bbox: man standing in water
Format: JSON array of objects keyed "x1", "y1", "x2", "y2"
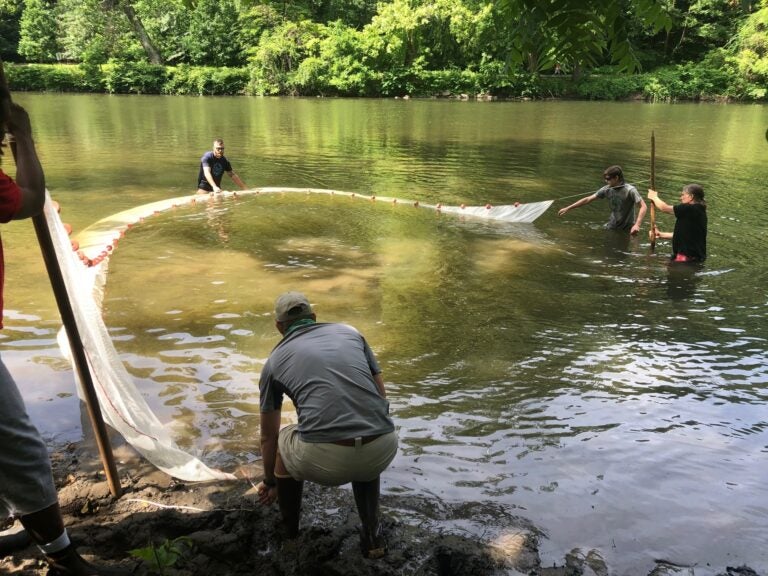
[
  {"x1": 0, "y1": 69, "x2": 126, "y2": 575},
  {"x1": 196, "y1": 138, "x2": 248, "y2": 194},
  {"x1": 256, "y1": 292, "x2": 398, "y2": 558},
  {"x1": 558, "y1": 165, "x2": 647, "y2": 235}
]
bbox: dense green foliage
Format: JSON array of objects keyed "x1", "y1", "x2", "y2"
[{"x1": 2, "y1": 0, "x2": 766, "y2": 101}]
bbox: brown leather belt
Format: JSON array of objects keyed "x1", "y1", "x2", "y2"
[{"x1": 332, "y1": 434, "x2": 383, "y2": 447}]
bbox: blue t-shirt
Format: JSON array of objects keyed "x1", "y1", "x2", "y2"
[{"x1": 197, "y1": 151, "x2": 232, "y2": 191}]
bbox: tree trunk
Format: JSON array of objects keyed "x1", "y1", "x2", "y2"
[
  {"x1": 570, "y1": 62, "x2": 581, "y2": 81},
  {"x1": 121, "y1": 2, "x2": 163, "y2": 64}
]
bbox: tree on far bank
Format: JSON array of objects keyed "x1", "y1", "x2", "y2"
[
  {"x1": 18, "y1": 0, "x2": 60, "y2": 63},
  {"x1": 728, "y1": 0, "x2": 768, "y2": 97},
  {"x1": 183, "y1": 0, "x2": 245, "y2": 66},
  {"x1": 103, "y1": 0, "x2": 164, "y2": 63},
  {"x1": 0, "y1": 0, "x2": 22, "y2": 62},
  {"x1": 494, "y1": 0, "x2": 673, "y2": 75}
]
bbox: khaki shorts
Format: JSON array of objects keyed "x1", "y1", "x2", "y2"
[{"x1": 278, "y1": 424, "x2": 398, "y2": 486}]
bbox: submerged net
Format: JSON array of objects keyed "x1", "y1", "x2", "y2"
[{"x1": 49, "y1": 187, "x2": 551, "y2": 482}]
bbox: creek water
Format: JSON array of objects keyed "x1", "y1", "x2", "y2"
[{"x1": 2, "y1": 94, "x2": 767, "y2": 575}]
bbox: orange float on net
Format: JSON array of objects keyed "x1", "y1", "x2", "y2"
[
  {"x1": 63, "y1": 223, "x2": 73, "y2": 235},
  {"x1": 514, "y1": 201, "x2": 521, "y2": 207},
  {"x1": 436, "y1": 203, "x2": 442, "y2": 210},
  {"x1": 485, "y1": 204, "x2": 492, "y2": 209},
  {"x1": 70, "y1": 240, "x2": 79, "y2": 251},
  {"x1": 460, "y1": 204, "x2": 466, "y2": 209}
]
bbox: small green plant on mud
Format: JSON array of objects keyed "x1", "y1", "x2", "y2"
[{"x1": 129, "y1": 536, "x2": 193, "y2": 575}]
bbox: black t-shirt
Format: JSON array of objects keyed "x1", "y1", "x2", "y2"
[{"x1": 672, "y1": 203, "x2": 707, "y2": 261}]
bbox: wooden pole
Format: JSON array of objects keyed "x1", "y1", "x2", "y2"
[
  {"x1": 1, "y1": 58, "x2": 122, "y2": 497},
  {"x1": 32, "y1": 214, "x2": 122, "y2": 497},
  {"x1": 649, "y1": 131, "x2": 657, "y2": 251}
]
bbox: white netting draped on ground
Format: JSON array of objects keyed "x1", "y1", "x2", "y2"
[{"x1": 45, "y1": 194, "x2": 236, "y2": 482}]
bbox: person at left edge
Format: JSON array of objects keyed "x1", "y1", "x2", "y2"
[
  {"x1": 0, "y1": 99, "x2": 128, "y2": 574},
  {"x1": 196, "y1": 138, "x2": 248, "y2": 194}
]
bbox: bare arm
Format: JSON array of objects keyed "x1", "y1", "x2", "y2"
[
  {"x1": 259, "y1": 410, "x2": 281, "y2": 485},
  {"x1": 647, "y1": 189, "x2": 674, "y2": 215},
  {"x1": 202, "y1": 165, "x2": 220, "y2": 193},
  {"x1": 6, "y1": 103, "x2": 45, "y2": 220},
  {"x1": 228, "y1": 170, "x2": 247, "y2": 190},
  {"x1": 630, "y1": 197, "x2": 647, "y2": 236},
  {"x1": 558, "y1": 194, "x2": 597, "y2": 217},
  {"x1": 374, "y1": 372, "x2": 386, "y2": 399},
  {"x1": 653, "y1": 225, "x2": 673, "y2": 240}
]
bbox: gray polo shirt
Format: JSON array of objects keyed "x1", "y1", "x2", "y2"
[{"x1": 259, "y1": 322, "x2": 394, "y2": 443}]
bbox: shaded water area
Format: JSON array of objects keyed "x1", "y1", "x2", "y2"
[{"x1": 2, "y1": 95, "x2": 767, "y2": 574}]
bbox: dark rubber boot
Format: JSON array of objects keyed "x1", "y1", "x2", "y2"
[
  {"x1": 352, "y1": 477, "x2": 385, "y2": 558},
  {"x1": 276, "y1": 477, "x2": 304, "y2": 539},
  {"x1": 45, "y1": 545, "x2": 130, "y2": 575}
]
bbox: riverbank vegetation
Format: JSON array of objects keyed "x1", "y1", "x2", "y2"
[{"x1": 1, "y1": 0, "x2": 766, "y2": 101}]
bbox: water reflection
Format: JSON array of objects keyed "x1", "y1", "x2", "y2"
[
  {"x1": 664, "y1": 261, "x2": 702, "y2": 301},
  {"x1": 3, "y1": 96, "x2": 768, "y2": 574}
]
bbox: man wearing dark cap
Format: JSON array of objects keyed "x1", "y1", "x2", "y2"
[{"x1": 256, "y1": 292, "x2": 398, "y2": 558}]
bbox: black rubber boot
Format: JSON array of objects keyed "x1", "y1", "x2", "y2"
[
  {"x1": 45, "y1": 545, "x2": 130, "y2": 575},
  {"x1": 0, "y1": 528, "x2": 31, "y2": 557},
  {"x1": 352, "y1": 477, "x2": 385, "y2": 559},
  {"x1": 276, "y1": 477, "x2": 304, "y2": 539}
]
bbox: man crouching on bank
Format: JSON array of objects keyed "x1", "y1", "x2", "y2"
[{"x1": 256, "y1": 292, "x2": 398, "y2": 558}]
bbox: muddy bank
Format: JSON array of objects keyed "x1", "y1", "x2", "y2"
[{"x1": 0, "y1": 444, "x2": 760, "y2": 576}]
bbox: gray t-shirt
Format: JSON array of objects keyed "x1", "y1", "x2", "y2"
[
  {"x1": 259, "y1": 322, "x2": 394, "y2": 442},
  {"x1": 595, "y1": 183, "x2": 642, "y2": 230}
]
